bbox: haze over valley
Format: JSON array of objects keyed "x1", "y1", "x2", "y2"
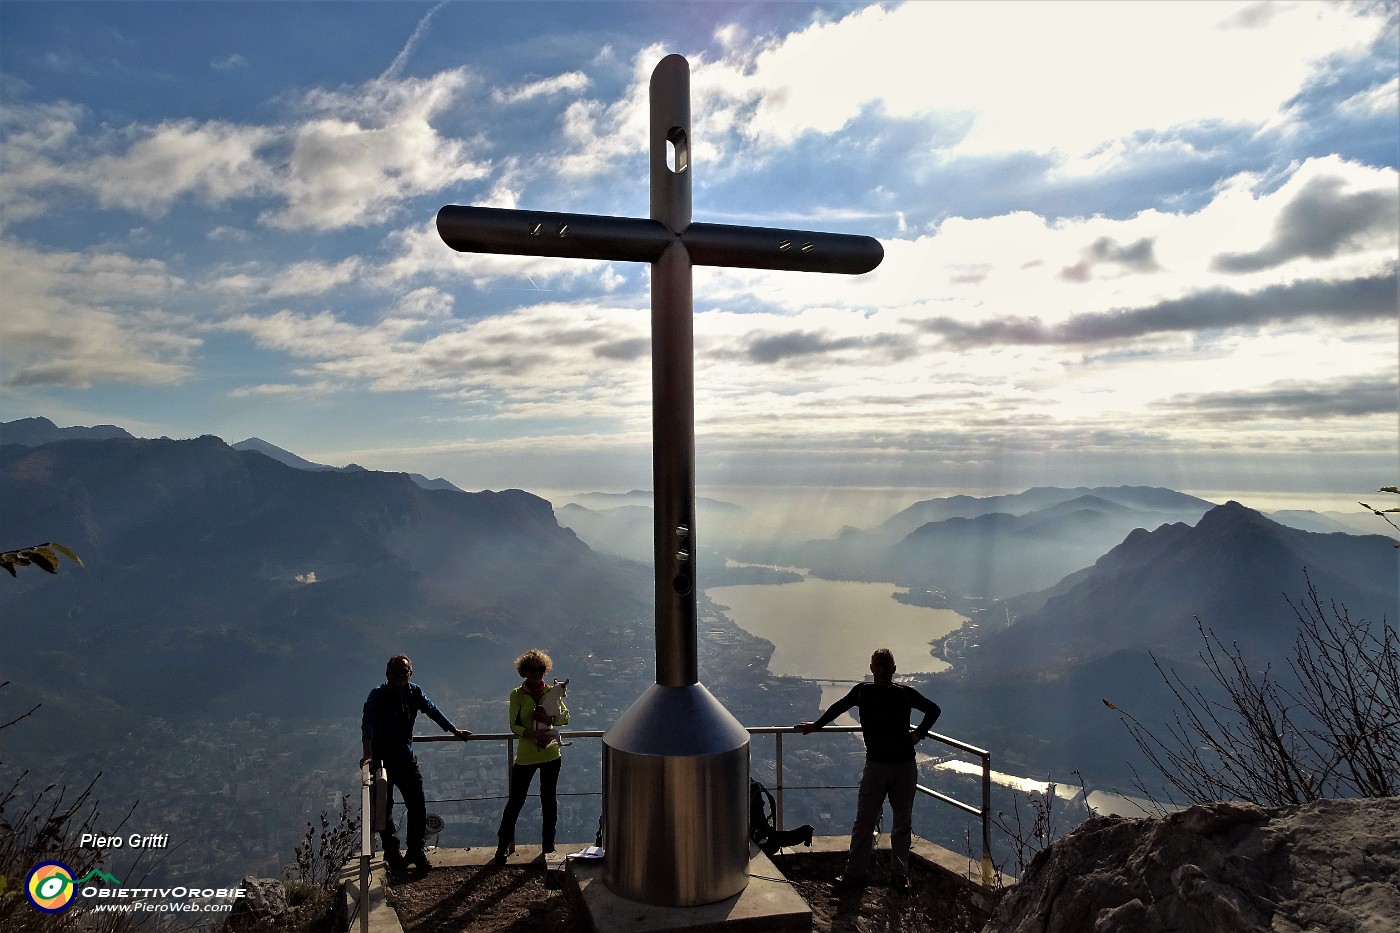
[{"x1": 3, "y1": 417, "x2": 1393, "y2": 888}]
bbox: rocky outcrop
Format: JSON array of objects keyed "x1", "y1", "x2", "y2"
[
  {"x1": 223, "y1": 877, "x2": 291, "y2": 930},
  {"x1": 986, "y1": 797, "x2": 1400, "y2": 933}
]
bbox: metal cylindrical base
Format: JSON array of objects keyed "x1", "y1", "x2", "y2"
[{"x1": 602, "y1": 684, "x2": 750, "y2": 907}]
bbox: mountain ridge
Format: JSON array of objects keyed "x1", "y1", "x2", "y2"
[
  {"x1": 796, "y1": 488, "x2": 1213, "y2": 599},
  {"x1": 959, "y1": 500, "x2": 1395, "y2": 684},
  {"x1": 230, "y1": 436, "x2": 462, "y2": 492},
  {"x1": 0, "y1": 433, "x2": 642, "y2": 728},
  {"x1": 1, "y1": 415, "x2": 135, "y2": 445}
]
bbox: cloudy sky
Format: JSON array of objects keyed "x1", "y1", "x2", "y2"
[{"x1": 2, "y1": 1, "x2": 1396, "y2": 521}]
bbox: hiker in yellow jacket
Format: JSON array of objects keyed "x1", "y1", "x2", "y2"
[{"x1": 493, "y1": 648, "x2": 569, "y2": 863}]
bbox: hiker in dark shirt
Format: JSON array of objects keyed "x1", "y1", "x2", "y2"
[
  {"x1": 360, "y1": 654, "x2": 471, "y2": 871},
  {"x1": 795, "y1": 648, "x2": 941, "y2": 893}
]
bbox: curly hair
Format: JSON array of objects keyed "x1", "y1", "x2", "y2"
[{"x1": 515, "y1": 648, "x2": 552, "y2": 677}]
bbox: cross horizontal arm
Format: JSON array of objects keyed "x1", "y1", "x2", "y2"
[
  {"x1": 439, "y1": 205, "x2": 884, "y2": 277},
  {"x1": 437, "y1": 206, "x2": 673, "y2": 263},
  {"x1": 681, "y1": 223, "x2": 882, "y2": 275}
]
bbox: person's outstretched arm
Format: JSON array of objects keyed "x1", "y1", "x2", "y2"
[
  {"x1": 416, "y1": 686, "x2": 471, "y2": 738},
  {"x1": 795, "y1": 684, "x2": 860, "y2": 734}
]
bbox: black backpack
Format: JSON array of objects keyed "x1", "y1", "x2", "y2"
[{"x1": 748, "y1": 779, "x2": 814, "y2": 856}]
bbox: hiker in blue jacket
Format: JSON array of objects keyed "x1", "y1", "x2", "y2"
[
  {"x1": 795, "y1": 648, "x2": 941, "y2": 894},
  {"x1": 360, "y1": 654, "x2": 471, "y2": 871}
]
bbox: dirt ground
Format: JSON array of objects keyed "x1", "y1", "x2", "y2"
[
  {"x1": 387, "y1": 861, "x2": 577, "y2": 933},
  {"x1": 774, "y1": 851, "x2": 994, "y2": 933},
  {"x1": 386, "y1": 851, "x2": 994, "y2": 933}
]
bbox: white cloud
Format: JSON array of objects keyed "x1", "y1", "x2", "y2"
[
  {"x1": 211, "y1": 54, "x2": 249, "y2": 70},
  {"x1": 90, "y1": 120, "x2": 276, "y2": 215},
  {"x1": 2, "y1": 67, "x2": 489, "y2": 231},
  {"x1": 211, "y1": 257, "x2": 366, "y2": 298},
  {"x1": 0, "y1": 99, "x2": 85, "y2": 225},
  {"x1": 534, "y1": 2, "x2": 1389, "y2": 190},
  {"x1": 725, "y1": 1, "x2": 1389, "y2": 159},
  {"x1": 263, "y1": 70, "x2": 490, "y2": 230},
  {"x1": 206, "y1": 225, "x2": 251, "y2": 243},
  {"x1": 215, "y1": 299, "x2": 655, "y2": 417},
  {"x1": 0, "y1": 241, "x2": 198, "y2": 387},
  {"x1": 1338, "y1": 79, "x2": 1400, "y2": 121},
  {"x1": 550, "y1": 45, "x2": 662, "y2": 178},
  {"x1": 492, "y1": 71, "x2": 590, "y2": 106},
  {"x1": 692, "y1": 156, "x2": 1397, "y2": 330}
]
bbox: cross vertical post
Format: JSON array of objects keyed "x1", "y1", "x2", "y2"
[
  {"x1": 437, "y1": 53, "x2": 882, "y2": 908},
  {"x1": 650, "y1": 54, "x2": 697, "y2": 687}
]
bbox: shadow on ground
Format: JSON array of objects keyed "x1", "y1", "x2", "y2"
[{"x1": 388, "y1": 851, "x2": 992, "y2": 933}]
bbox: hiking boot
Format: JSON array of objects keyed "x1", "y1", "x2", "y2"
[
  {"x1": 405, "y1": 849, "x2": 432, "y2": 871},
  {"x1": 891, "y1": 875, "x2": 911, "y2": 894},
  {"x1": 383, "y1": 851, "x2": 407, "y2": 872},
  {"x1": 834, "y1": 873, "x2": 869, "y2": 890}
]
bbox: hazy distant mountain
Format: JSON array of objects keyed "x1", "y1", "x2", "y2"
[
  {"x1": 231, "y1": 436, "x2": 341, "y2": 471},
  {"x1": 0, "y1": 434, "x2": 646, "y2": 743},
  {"x1": 875, "y1": 486, "x2": 1213, "y2": 544},
  {"x1": 889, "y1": 494, "x2": 1213, "y2": 597},
  {"x1": 1270, "y1": 508, "x2": 1398, "y2": 538},
  {"x1": 794, "y1": 486, "x2": 1213, "y2": 599},
  {"x1": 1, "y1": 415, "x2": 134, "y2": 445},
  {"x1": 560, "y1": 489, "x2": 743, "y2": 514},
  {"x1": 555, "y1": 492, "x2": 746, "y2": 560},
  {"x1": 556, "y1": 502, "x2": 654, "y2": 562},
  {"x1": 962, "y1": 501, "x2": 1396, "y2": 683},
  {"x1": 232, "y1": 436, "x2": 462, "y2": 492}
]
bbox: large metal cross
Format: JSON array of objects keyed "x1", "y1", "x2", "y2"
[{"x1": 438, "y1": 54, "x2": 882, "y2": 908}]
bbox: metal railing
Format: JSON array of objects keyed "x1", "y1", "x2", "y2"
[
  {"x1": 744, "y1": 725, "x2": 994, "y2": 885},
  {"x1": 354, "y1": 725, "x2": 993, "y2": 923}
]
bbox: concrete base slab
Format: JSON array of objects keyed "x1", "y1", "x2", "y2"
[{"x1": 566, "y1": 850, "x2": 811, "y2": 933}]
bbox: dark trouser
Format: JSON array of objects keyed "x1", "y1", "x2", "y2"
[
  {"x1": 847, "y1": 759, "x2": 917, "y2": 877},
  {"x1": 496, "y1": 757, "x2": 562, "y2": 846},
  {"x1": 381, "y1": 755, "x2": 427, "y2": 855}
]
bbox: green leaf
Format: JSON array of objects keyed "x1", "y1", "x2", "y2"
[
  {"x1": 26, "y1": 551, "x2": 58, "y2": 574},
  {"x1": 47, "y1": 543, "x2": 84, "y2": 567}
]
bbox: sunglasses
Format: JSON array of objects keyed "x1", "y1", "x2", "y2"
[{"x1": 522, "y1": 666, "x2": 546, "y2": 674}]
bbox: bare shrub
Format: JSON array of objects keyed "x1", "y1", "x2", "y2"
[{"x1": 1110, "y1": 574, "x2": 1397, "y2": 810}]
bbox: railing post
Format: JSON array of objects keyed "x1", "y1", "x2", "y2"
[
  {"x1": 981, "y1": 752, "x2": 994, "y2": 886},
  {"x1": 359, "y1": 764, "x2": 371, "y2": 933},
  {"x1": 774, "y1": 731, "x2": 785, "y2": 831}
]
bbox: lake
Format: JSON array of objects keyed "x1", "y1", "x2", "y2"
[
  {"x1": 707, "y1": 573, "x2": 1159, "y2": 819},
  {"x1": 706, "y1": 575, "x2": 966, "y2": 679}
]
